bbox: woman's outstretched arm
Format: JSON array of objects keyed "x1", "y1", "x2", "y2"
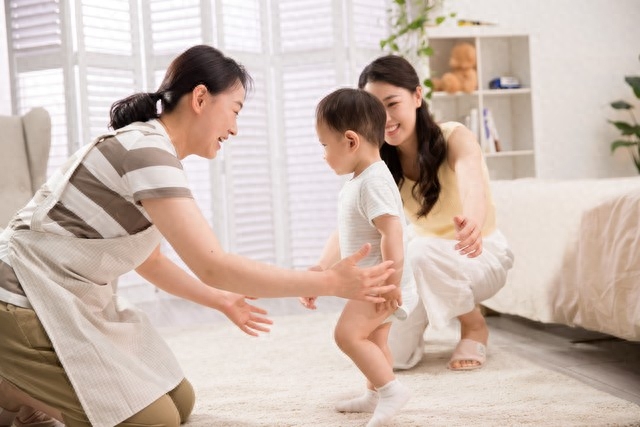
[
  {"x1": 141, "y1": 197, "x2": 396, "y2": 302},
  {"x1": 135, "y1": 244, "x2": 272, "y2": 336}
]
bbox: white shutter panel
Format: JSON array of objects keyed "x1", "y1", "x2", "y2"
[
  {"x1": 147, "y1": 0, "x2": 203, "y2": 55},
  {"x1": 352, "y1": 0, "x2": 388, "y2": 50},
  {"x1": 81, "y1": 0, "x2": 133, "y2": 55},
  {"x1": 7, "y1": 0, "x2": 68, "y2": 175},
  {"x1": 216, "y1": 1, "x2": 275, "y2": 263},
  {"x1": 7, "y1": 0, "x2": 62, "y2": 51},
  {"x1": 16, "y1": 69, "x2": 69, "y2": 173},
  {"x1": 221, "y1": 0, "x2": 262, "y2": 53},
  {"x1": 223, "y1": 70, "x2": 276, "y2": 263},
  {"x1": 351, "y1": 0, "x2": 390, "y2": 75},
  {"x1": 76, "y1": 0, "x2": 141, "y2": 142},
  {"x1": 282, "y1": 63, "x2": 342, "y2": 270},
  {"x1": 278, "y1": 0, "x2": 334, "y2": 52},
  {"x1": 85, "y1": 67, "x2": 137, "y2": 138}
]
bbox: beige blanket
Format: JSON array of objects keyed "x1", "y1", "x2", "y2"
[{"x1": 484, "y1": 177, "x2": 640, "y2": 341}]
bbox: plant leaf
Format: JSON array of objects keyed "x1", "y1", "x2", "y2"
[
  {"x1": 625, "y1": 76, "x2": 640, "y2": 99},
  {"x1": 418, "y1": 46, "x2": 434, "y2": 57},
  {"x1": 609, "y1": 121, "x2": 640, "y2": 136},
  {"x1": 611, "y1": 100, "x2": 633, "y2": 110},
  {"x1": 610, "y1": 140, "x2": 639, "y2": 153}
]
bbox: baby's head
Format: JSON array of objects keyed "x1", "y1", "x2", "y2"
[{"x1": 315, "y1": 88, "x2": 386, "y2": 149}]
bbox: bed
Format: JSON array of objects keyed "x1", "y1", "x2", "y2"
[{"x1": 483, "y1": 177, "x2": 640, "y2": 341}]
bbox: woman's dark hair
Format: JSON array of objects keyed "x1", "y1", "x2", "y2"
[
  {"x1": 358, "y1": 54, "x2": 446, "y2": 218},
  {"x1": 109, "y1": 44, "x2": 253, "y2": 130},
  {"x1": 316, "y1": 88, "x2": 386, "y2": 148}
]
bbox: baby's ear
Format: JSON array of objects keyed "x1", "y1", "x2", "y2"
[{"x1": 345, "y1": 130, "x2": 359, "y2": 149}]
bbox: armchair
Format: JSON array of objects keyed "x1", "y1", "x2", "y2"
[{"x1": 0, "y1": 107, "x2": 52, "y2": 228}]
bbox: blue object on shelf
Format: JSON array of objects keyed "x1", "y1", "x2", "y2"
[{"x1": 489, "y1": 76, "x2": 521, "y2": 89}]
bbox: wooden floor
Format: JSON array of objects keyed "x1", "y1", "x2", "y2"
[{"x1": 139, "y1": 296, "x2": 640, "y2": 406}]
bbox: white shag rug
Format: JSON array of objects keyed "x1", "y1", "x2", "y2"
[{"x1": 161, "y1": 312, "x2": 640, "y2": 427}]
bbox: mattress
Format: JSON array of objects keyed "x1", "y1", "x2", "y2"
[{"x1": 483, "y1": 177, "x2": 640, "y2": 341}]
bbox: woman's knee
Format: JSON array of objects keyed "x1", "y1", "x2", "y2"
[
  {"x1": 167, "y1": 379, "x2": 195, "y2": 424},
  {"x1": 118, "y1": 394, "x2": 181, "y2": 427}
]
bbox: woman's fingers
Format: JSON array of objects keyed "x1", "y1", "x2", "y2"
[{"x1": 346, "y1": 243, "x2": 372, "y2": 264}]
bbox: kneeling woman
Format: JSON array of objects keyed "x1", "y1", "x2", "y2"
[{"x1": 0, "y1": 45, "x2": 396, "y2": 427}]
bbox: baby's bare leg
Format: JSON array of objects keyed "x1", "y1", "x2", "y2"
[
  {"x1": 333, "y1": 301, "x2": 393, "y2": 413},
  {"x1": 334, "y1": 303, "x2": 410, "y2": 426},
  {"x1": 334, "y1": 300, "x2": 395, "y2": 388}
]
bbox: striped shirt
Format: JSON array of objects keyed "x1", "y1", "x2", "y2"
[{"x1": 0, "y1": 120, "x2": 192, "y2": 305}]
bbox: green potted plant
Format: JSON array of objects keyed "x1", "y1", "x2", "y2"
[
  {"x1": 379, "y1": 0, "x2": 455, "y2": 99},
  {"x1": 609, "y1": 56, "x2": 640, "y2": 173}
]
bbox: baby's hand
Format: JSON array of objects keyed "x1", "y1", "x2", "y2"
[
  {"x1": 299, "y1": 296, "x2": 317, "y2": 310},
  {"x1": 299, "y1": 264, "x2": 323, "y2": 310},
  {"x1": 376, "y1": 287, "x2": 402, "y2": 313}
]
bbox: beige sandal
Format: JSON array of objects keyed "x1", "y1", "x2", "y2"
[{"x1": 447, "y1": 338, "x2": 487, "y2": 371}]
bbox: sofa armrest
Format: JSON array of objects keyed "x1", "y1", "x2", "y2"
[{"x1": 22, "y1": 107, "x2": 52, "y2": 193}]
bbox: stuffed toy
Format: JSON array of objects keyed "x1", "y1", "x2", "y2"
[{"x1": 432, "y1": 42, "x2": 478, "y2": 94}]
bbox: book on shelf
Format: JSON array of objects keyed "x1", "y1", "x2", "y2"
[
  {"x1": 463, "y1": 107, "x2": 480, "y2": 144},
  {"x1": 482, "y1": 107, "x2": 501, "y2": 153}
]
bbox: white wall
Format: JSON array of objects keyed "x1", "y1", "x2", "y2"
[
  {"x1": 448, "y1": 0, "x2": 640, "y2": 178},
  {"x1": 0, "y1": 5, "x2": 11, "y2": 115}
]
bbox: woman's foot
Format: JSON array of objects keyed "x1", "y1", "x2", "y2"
[
  {"x1": 0, "y1": 407, "x2": 18, "y2": 427},
  {"x1": 0, "y1": 378, "x2": 63, "y2": 424},
  {"x1": 15, "y1": 406, "x2": 64, "y2": 427},
  {"x1": 449, "y1": 307, "x2": 488, "y2": 370}
]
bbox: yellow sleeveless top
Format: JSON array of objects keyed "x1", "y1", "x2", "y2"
[{"x1": 399, "y1": 121, "x2": 497, "y2": 239}]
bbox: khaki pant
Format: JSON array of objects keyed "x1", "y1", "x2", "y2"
[{"x1": 0, "y1": 302, "x2": 195, "y2": 426}]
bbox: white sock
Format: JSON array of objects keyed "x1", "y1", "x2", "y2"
[
  {"x1": 335, "y1": 389, "x2": 378, "y2": 413},
  {"x1": 366, "y1": 379, "x2": 410, "y2": 427}
]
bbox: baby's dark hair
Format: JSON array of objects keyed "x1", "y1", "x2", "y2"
[
  {"x1": 109, "y1": 44, "x2": 253, "y2": 130},
  {"x1": 315, "y1": 88, "x2": 386, "y2": 148}
]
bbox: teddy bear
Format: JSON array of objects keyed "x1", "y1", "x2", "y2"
[{"x1": 432, "y1": 42, "x2": 478, "y2": 94}]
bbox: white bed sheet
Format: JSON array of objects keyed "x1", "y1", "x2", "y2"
[{"x1": 484, "y1": 177, "x2": 640, "y2": 341}]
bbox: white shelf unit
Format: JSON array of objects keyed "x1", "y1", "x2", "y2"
[{"x1": 427, "y1": 27, "x2": 536, "y2": 180}]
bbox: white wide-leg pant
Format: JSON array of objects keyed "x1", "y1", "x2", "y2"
[{"x1": 389, "y1": 229, "x2": 514, "y2": 370}]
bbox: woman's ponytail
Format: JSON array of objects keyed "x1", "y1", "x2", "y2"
[
  {"x1": 109, "y1": 92, "x2": 161, "y2": 130},
  {"x1": 109, "y1": 45, "x2": 252, "y2": 130}
]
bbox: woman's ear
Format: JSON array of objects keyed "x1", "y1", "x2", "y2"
[
  {"x1": 414, "y1": 85, "x2": 423, "y2": 108},
  {"x1": 344, "y1": 130, "x2": 360, "y2": 151},
  {"x1": 191, "y1": 84, "x2": 208, "y2": 112}
]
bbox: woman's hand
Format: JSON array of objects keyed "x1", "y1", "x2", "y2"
[
  {"x1": 329, "y1": 243, "x2": 397, "y2": 303},
  {"x1": 220, "y1": 292, "x2": 273, "y2": 337},
  {"x1": 454, "y1": 215, "x2": 483, "y2": 257}
]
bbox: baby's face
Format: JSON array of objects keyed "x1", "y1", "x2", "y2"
[{"x1": 316, "y1": 122, "x2": 354, "y2": 176}]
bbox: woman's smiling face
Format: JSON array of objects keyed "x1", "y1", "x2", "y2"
[
  {"x1": 191, "y1": 83, "x2": 245, "y2": 159},
  {"x1": 363, "y1": 80, "x2": 422, "y2": 148}
]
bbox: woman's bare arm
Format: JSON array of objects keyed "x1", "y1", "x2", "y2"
[
  {"x1": 141, "y1": 197, "x2": 396, "y2": 301},
  {"x1": 135, "y1": 244, "x2": 272, "y2": 336},
  {"x1": 447, "y1": 125, "x2": 487, "y2": 257}
]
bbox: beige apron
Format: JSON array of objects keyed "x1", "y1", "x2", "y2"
[{"x1": 4, "y1": 126, "x2": 184, "y2": 427}]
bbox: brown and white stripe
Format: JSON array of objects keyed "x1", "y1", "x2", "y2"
[{"x1": 12, "y1": 120, "x2": 193, "y2": 239}]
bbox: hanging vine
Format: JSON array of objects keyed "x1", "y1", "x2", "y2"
[{"x1": 380, "y1": 0, "x2": 456, "y2": 99}]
